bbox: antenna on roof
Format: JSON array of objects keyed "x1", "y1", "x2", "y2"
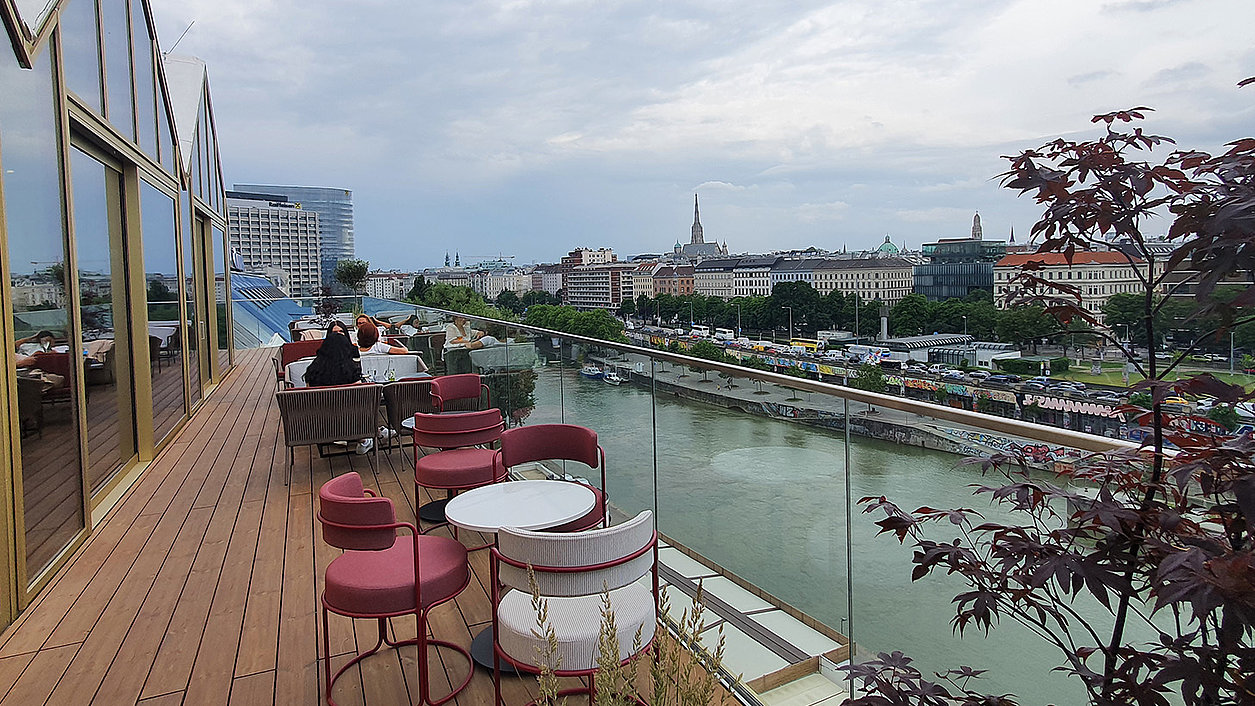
[{"x1": 166, "y1": 20, "x2": 195, "y2": 55}]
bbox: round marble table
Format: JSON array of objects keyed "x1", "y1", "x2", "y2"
[{"x1": 444, "y1": 480, "x2": 598, "y2": 671}]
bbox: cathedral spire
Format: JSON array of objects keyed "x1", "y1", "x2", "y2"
[
  {"x1": 972, "y1": 211, "x2": 983, "y2": 241},
  {"x1": 691, "y1": 193, "x2": 704, "y2": 244},
  {"x1": 1009, "y1": 225, "x2": 1015, "y2": 243}
]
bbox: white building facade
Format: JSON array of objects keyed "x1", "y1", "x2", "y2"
[
  {"x1": 994, "y1": 252, "x2": 1152, "y2": 325},
  {"x1": 225, "y1": 193, "x2": 322, "y2": 296}
]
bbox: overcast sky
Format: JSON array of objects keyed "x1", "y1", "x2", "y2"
[{"x1": 152, "y1": 0, "x2": 1255, "y2": 270}]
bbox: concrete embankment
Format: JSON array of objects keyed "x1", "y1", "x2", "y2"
[{"x1": 593, "y1": 356, "x2": 1002, "y2": 460}]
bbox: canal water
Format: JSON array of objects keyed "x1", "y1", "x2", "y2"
[{"x1": 527, "y1": 364, "x2": 1091, "y2": 704}]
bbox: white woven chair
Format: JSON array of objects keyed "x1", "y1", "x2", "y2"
[{"x1": 490, "y1": 510, "x2": 658, "y2": 706}]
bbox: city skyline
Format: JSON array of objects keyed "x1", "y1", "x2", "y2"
[{"x1": 152, "y1": 0, "x2": 1255, "y2": 270}]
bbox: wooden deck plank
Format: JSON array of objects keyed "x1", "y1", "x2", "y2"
[{"x1": 0, "y1": 348, "x2": 730, "y2": 706}]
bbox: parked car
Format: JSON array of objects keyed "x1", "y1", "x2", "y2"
[
  {"x1": 941, "y1": 370, "x2": 966, "y2": 381},
  {"x1": 1094, "y1": 394, "x2": 1124, "y2": 405},
  {"x1": 986, "y1": 374, "x2": 1018, "y2": 387},
  {"x1": 927, "y1": 364, "x2": 950, "y2": 375},
  {"x1": 1022, "y1": 381, "x2": 1049, "y2": 391},
  {"x1": 967, "y1": 370, "x2": 991, "y2": 381}
]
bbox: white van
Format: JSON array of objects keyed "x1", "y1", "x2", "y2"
[{"x1": 713, "y1": 328, "x2": 735, "y2": 341}]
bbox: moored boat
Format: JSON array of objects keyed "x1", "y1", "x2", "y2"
[
  {"x1": 579, "y1": 364, "x2": 604, "y2": 379},
  {"x1": 603, "y1": 371, "x2": 624, "y2": 385}
]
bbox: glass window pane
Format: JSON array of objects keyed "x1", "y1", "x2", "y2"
[
  {"x1": 140, "y1": 180, "x2": 185, "y2": 441},
  {"x1": 196, "y1": 97, "x2": 208, "y2": 201},
  {"x1": 130, "y1": 0, "x2": 156, "y2": 158},
  {"x1": 181, "y1": 191, "x2": 201, "y2": 406},
  {"x1": 157, "y1": 82, "x2": 174, "y2": 174},
  {"x1": 1, "y1": 49, "x2": 87, "y2": 576},
  {"x1": 71, "y1": 147, "x2": 134, "y2": 496},
  {"x1": 102, "y1": 0, "x2": 134, "y2": 139},
  {"x1": 214, "y1": 224, "x2": 229, "y2": 368},
  {"x1": 60, "y1": 0, "x2": 103, "y2": 113}
]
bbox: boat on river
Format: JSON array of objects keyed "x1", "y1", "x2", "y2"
[
  {"x1": 603, "y1": 371, "x2": 624, "y2": 386},
  {"x1": 579, "y1": 364, "x2": 604, "y2": 379}
]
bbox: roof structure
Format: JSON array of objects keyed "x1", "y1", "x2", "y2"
[
  {"x1": 996, "y1": 252, "x2": 1143, "y2": 267},
  {"x1": 162, "y1": 54, "x2": 208, "y2": 173}
]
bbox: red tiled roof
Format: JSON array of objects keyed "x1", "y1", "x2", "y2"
[{"x1": 995, "y1": 251, "x2": 1143, "y2": 267}]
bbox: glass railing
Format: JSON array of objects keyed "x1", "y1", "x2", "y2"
[{"x1": 247, "y1": 297, "x2": 1136, "y2": 704}]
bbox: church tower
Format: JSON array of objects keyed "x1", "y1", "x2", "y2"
[
  {"x1": 971, "y1": 211, "x2": 983, "y2": 241},
  {"x1": 691, "y1": 194, "x2": 704, "y2": 245}
]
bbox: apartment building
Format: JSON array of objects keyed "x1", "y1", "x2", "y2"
[
  {"x1": 812, "y1": 257, "x2": 915, "y2": 304},
  {"x1": 994, "y1": 252, "x2": 1151, "y2": 324},
  {"x1": 693, "y1": 258, "x2": 738, "y2": 299},
  {"x1": 652, "y1": 265, "x2": 695, "y2": 296},
  {"x1": 732, "y1": 256, "x2": 780, "y2": 297},
  {"x1": 565, "y1": 262, "x2": 637, "y2": 310}
]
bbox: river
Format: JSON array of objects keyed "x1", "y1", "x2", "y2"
[{"x1": 525, "y1": 363, "x2": 1091, "y2": 704}]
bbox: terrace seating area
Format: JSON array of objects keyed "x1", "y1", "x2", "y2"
[{"x1": 0, "y1": 348, "x2": 730, "y2": 705}]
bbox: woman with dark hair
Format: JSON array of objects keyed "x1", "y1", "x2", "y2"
[
  {"x1": 303, "y1": 328, "x2": 374, "y2": 453},
  {"x1": 303, "y1": 328, "x2": 361, "y2": 388}
]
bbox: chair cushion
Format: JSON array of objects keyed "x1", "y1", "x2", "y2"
[
  {"x1": 496, "y1": 582, "x2": 656, "y2": 672},
  {"x1": 324, "y1": 535, "x2": 468, "y2": 615},
  {"x1": 543, "y1": 485, "x2": 606, "y2": 533},
  {"x1": 415, "y1": 448, "x2": 500, "y2": 488}
]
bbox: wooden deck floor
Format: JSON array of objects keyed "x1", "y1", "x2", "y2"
[{"x1": 0, "y1": 347, "x2": 570, "y2": 705}]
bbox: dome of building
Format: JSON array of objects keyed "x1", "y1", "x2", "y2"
[{"x1": 877, "y1": 235, "x2": 900, "y2": 254}]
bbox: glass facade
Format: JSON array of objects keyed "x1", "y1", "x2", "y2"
[
  {"x1": 234, "y1": 183, "x2": 355, "y2": 291},
  {"x1": 1, "y1": 45, "x2": 87, "y2": 578},
  {"x1": 0, "y1": 0, "x2": 231, "y2": 621}
]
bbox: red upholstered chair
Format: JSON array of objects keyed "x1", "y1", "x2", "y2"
[
  {"x1": 490, "y1": 510, "x2": 659, "y2": 706},
  {"x1": 318, "y1": 472, "x2": 472, "y2": 706},
  {"x1": 411, "y1": 408, "x2": 507, "y2": 538},
  {"x1": 30, "y1": 351, "x2": 73, "y2": 404},
  {"x1": 430, "y1": 373, "x2": 489, "y2": 412},
  {"x1": 496, "y1": 424, "x2": 608, "y2": 532},
  {"x1": 274, "y1": 339, "x2": 324, "y2": 390}
]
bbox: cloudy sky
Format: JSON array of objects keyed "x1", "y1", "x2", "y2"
[{"x1": 151, "y1": 0, "x2": 1255, "y2": 270}]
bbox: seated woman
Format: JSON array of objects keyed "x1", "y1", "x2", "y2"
[
  {"x1": 444, "y1": 315, "x2": 500, "y2": 350},
  {"x1": 302, "y1": 326, "x2": 375, "y2": 454},
  {"x1": 355, "y1": 321, "x2": 408, "y2": 355},
  {"x1": 303, "y1": 325, "x2": 361, "y2": 387}
]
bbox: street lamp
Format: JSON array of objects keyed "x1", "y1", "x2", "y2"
[
  {"x1": 1231, "y1": 330, "x2": 1236, "y2": 375},
  {"x1": 962, "y1": 315, "x2": 968, "y2": 337},
  {"x1": 783, "y1": 305, "x2": 794, "y2": 342},
  {"x1": 688, "y1": 302, "x2": 694, "y2": 328},
  {"x1": 736, "y1": 303, "x2": 742, "y2": 336}
]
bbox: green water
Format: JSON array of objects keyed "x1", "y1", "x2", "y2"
[{"x1": 527, "y1": 365, "x2": 1091, "y2": 704}]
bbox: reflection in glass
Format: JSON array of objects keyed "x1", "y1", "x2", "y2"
[
  {"x1": 71, "y1": 147, "x2": 133, "y2": 496},
  {"x1": 130, "y1": 0, "x2": 156, "y2": 157},
  {"x1": 182, "y1": 191, "x2": 201, "y2": 406},
  {"x1": 1, "y1": 49, "x2": 87, "y2": 576},
  {"x1": 60, "y1": 0, "x2": 103, "y2": 113},
  {"x1": 141, "y1": 181, "x2": 185, "y2": 441},
  {"x1": 157, "y1": 86, "x2": 174, "y2": 174},
  {"x1": 214, "y1": 224, "x2": 229, "y2": 368},
  {"x1": 101, "y1": 0, "x2": 133, "y2": 139}
]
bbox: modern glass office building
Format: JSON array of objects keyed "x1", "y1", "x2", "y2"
[
  {"x1": 0, "y1": 0, "x2": 231, "y2": 627},
  {"x1": 232, "y1": 183, "x2": 354, "y2": 292}
]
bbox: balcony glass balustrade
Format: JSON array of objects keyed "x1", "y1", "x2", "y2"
[{"x1": 244, "y1": 297, "x2": 1132, "y2": 705}]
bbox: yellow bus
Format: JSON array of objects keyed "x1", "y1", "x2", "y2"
[{"x1": 788, "y1": 338, "x2": 824, "y2": 352}]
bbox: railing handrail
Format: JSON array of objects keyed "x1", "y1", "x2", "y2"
[{"x1": 406, "y1": 303, "x2": 1138, "y2": 454}]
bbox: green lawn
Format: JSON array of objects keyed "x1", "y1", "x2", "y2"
[{"x1": 1054, "y1": 365, "x2": 1255, "y2": 390}]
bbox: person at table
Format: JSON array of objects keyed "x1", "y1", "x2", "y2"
[
  {"x1": 303, "y1": 327, "x2": 375, "y2": 454},
  {"x1": 445, "y1": 315, "x2": 500, "y2": 350},
  {"x1": 303, "y1": 326, "x2": 362, "y2": 387},
  {"x1": 14, "y1": 330, "x2": 57, "y2": 367},
  {"x1": 355, "y1": 321, "x2": 409, "y2": 355}
]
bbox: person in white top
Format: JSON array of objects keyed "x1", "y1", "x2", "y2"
[
  {"x1": 356, "y1": 322, "x2": 409, "y2": 355},
  {"x1": 444, "y1": 315, "x2": 499, "y2": 350}
]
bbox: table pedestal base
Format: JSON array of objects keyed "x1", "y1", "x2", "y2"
[
  {"x1": 471, "y1": 627, "x2": 520, "y2": 675},
  {"x1": 418, "y1": 497, "x2": 449, "y2": 524}
]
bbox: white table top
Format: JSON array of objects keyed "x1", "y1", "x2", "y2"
[{"x1": 444, "y1": 480, "x2": 596, "y2": 534}]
